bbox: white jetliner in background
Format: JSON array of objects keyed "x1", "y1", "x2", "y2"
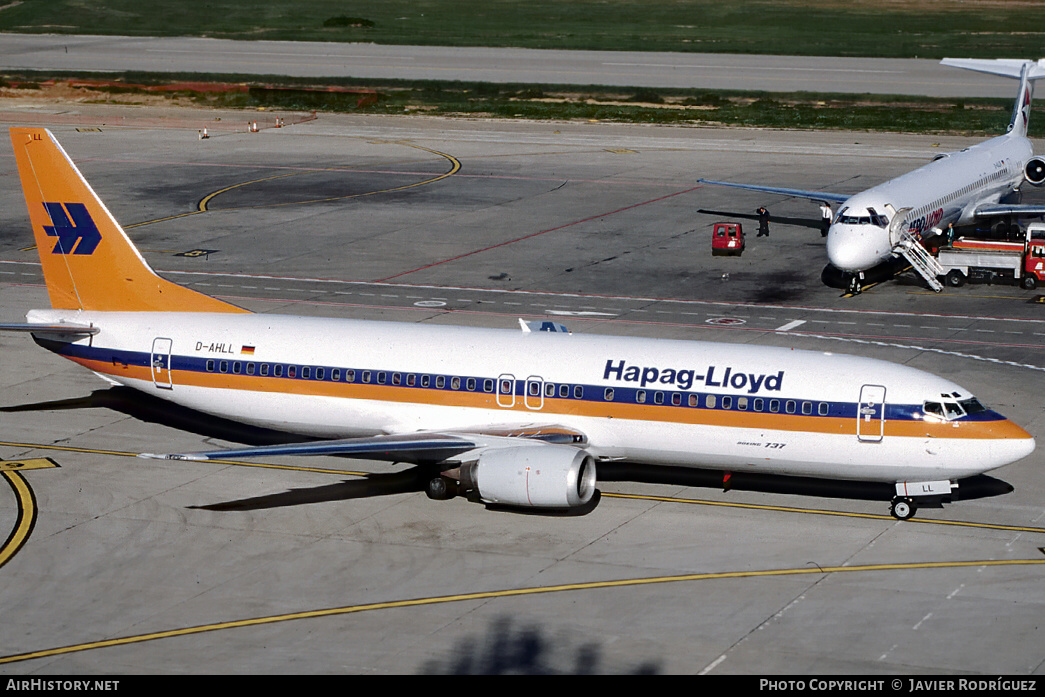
[
  {"x1": 1, "y1": 128, "x2": 1036, "y2": 520},
  {"x1": 699, "y1": 58, "x2": 1045, "y2": 290}
]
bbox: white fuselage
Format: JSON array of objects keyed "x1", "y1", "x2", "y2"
[
  {"x1": 28, "y1": 309, "x2": 1035, "y2": 486},
  {"x1": 826, "y1": 131, "x2": 1034, "y2": 272}
]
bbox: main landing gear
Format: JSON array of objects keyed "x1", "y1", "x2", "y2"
[{"x1": 425, "y1": 474, "x2": 459, "y2": 501}]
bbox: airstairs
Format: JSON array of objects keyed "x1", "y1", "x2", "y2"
[{"x1": 888, "y1": 208, "x2": 944, "y2": 292}]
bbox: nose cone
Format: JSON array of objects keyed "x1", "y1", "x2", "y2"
[
  {"x1": 975, "y1": 418, "x2": 1036, "y2": 472},
  {"x1": 826, "y1": 225, "x2": 890, "y2": 272},
  {"x1": 993, "y1": 425, "x2": 1036, "y2": 466}
]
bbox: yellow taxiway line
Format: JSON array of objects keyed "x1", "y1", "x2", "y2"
[
  {"x1": 602, "y1": 492, "x2": 1045, "y2": 534},
  {"x1": 1, "y1": 556, "x2": 1043, "y2": 665},
  {"x1": 125, "y1": 141, "x2": 461, "y2": 229},
  {"x1": 2, "y1": 440, "x2": 1043, "y2": 534},
  {"x1": 0, "y1": 469, "x2": 37, "y2": 571}
]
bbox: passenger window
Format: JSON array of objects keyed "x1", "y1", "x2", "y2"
[
  {"x1": 654, "y1": 392, "x2": 664, "y2": 405},
  {"x1": 754, "y1": 398, "x2": 764, "y2": 411},
  {"x1": 206, "y1": 360, "x2": 215, "y2": 372},
  {"x1": 574, "y1": 385, "x2": 584, "y2": 399},
  {"x1": 604, "y1": 388, "x2": 614, "y2": 401},
  {"x1": 316, "y1": 367, "x2": 324, "y2": 380},
  {"x1": 721, "y1": 396, "x2": 732, "y2": 409},
  {"x1": 801, "y1": 401, "x2": 811, "y2": 415},
  {"x1": 288, "y1": 366, "x2": 297, "y2": 378},
  {"x1": 451, "y1": 377, "x2": 461, "y2": 390},
  {"x1": 688, "y1": 394, "x2": 698, "y2": 407},
  {"x1": 346, "y1": 369, "x2": 355, "y2": 382},
  {"x1": 706, "y1": 395, "x2": 716, "y2": 409},
  {"x1": 421, "y1": 375, "x2": 430, "y2": 388},
  {"x1": 560, "y1": 384, "x2": 570, "y2": 398},
  {"x1": 737, "y1": 397, "x2": 748, "y2": 411},
  {"x1": 770, "y1": 399, "x2": 780, "y2": 413},
  {"x1": 274, "y1": 364, "x2": 283, "y2": 377},
  {"x1": 671, "y1": 393, "x2": 681, "y2": 406},
  {"x1": 466, "y1": 378, "x2": 476, "y2": 391},
  {"x1": 500, "y1": 380, "x2": 512, "y2": 394},
  {"x1": 362, "y1": 370, "x2": 371, "y2": 383},
  {"x1": 546, "y1": 383, "x2": 556, "y2": 397},
  {"x1": 392, "y1": 373, "x2": 401, "y2": 385},
  {"x1": 260, "y1": 363, "x2": 269, "y2": 376},
  {"x1": 219, "y1": 361, "x2": 228, "y2": 373},
  {"x1": 818, "y1": 402, "x2": 828, "y2": 416},
  {"x1": 483, "y1": 379, "x2": 493, "y2": 393},
  {"x1": 785, "y1": 400, "x2": 796, "y2": 414},
  {"x1": 232, "y1": 362, "x2": 241, "y2": 374},
  {"x1": 377, "y1": 372, "x2": 386, "y2": 384},
  {"x1": 436, "y1": 376, "x2": 445, "y2": 389},
  {"x1": 332, "y1": 369, "x2": 340, "y2": 381},
  {"x1": 301, "y1": 366, "x2": 309, "y2": 379},
  {"x1": 246, "y1": 363, "x2": 255, "y2": 376},
  {"x1": 636, "y1": 390, "x2": 646, "y2": 404}
]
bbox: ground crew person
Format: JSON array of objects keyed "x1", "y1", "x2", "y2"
[
  {"x1": 757, "y1": 207, "x2": 770, "y2": 237},
  {"x1": 819, "y1": 204, "x2": 832, "y2": 237}
]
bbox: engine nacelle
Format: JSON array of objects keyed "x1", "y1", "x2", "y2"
[
  {"x1": 1025, "y1": 157, "x2": 1045, "y2": 186},
  {"x1": 462, "y1": 445, "x2": 596, "y2": 508}
]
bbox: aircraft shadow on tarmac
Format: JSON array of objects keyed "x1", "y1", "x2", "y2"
[
  {"x1": 1, "y1": 387, "x2": 1014, "y2": 513},
  {"x1": 418, "y1": 615, "x2": 660, "y2": 675},
  {"x1": 697, "y1": 208, "x2": 826, "y2": 234}
]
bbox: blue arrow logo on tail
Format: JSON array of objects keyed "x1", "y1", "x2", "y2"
[{"x1": 42, "y1": 202, "x2": 101, "y2": 255}]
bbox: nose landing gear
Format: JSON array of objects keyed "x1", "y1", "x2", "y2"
[{"x1": 890, "y1": 496, "x2": 916, "y2": 520}]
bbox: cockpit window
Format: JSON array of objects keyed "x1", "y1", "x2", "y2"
[
  {"x1": 923, "y1": 400, "x2": 971, "y2": 421},
  {"x1": 959, "y1": 397, "x2": 986, "y2": 415},
  {"x1": 837, "y1": 213, "x2": 887, "y2": 227},
  {"x1": 923, "y1": 402, "x2": 944, "y2": 418}
]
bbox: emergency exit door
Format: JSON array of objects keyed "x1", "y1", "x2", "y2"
[
  {"x1": 857, "y1": 384, "x2": 885, "y2": 442},
  {"x1": 151, "y1": 337, "x2": 173, "y2": 390}
]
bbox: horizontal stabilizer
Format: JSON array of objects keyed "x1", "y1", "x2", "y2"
[
  {"x1": 0, "y1": 322, "x2": 99, "y2": 336},
  {"x1": 941, "y1": 58, "x2": 1045, "y2": 80}
]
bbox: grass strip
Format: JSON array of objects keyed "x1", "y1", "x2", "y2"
[{"x1": 2, "y1": 70, "x2": 1034, "y2": 137}]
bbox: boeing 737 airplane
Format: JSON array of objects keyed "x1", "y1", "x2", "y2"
[
  {"x1": 1, "y1": 127, "x2": 1036, "y2": 520},
  {"x1": 699, "y1": 58, "x2": 1045, "y2": 290}
]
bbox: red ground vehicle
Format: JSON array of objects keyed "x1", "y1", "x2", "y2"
[{"x1": 711, "y1": 222, "x2": 744, "y2": 256}]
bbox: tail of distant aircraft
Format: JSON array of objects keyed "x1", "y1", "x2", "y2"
[
  {"x1": 941, "y1": 58, "x2": 1045, "y2": 138},
  {"x1": 9, "y1": 127, "x2": 246, "y2": 313}
]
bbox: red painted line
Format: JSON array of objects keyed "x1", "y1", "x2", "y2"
[{"x1": 374, "y1": 185, "x2": 703, "y2": 282}]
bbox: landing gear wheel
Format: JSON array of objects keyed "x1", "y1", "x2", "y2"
[
  {"x1": 425, "y1": 475, "x2": 457, "y2": 501},
  {"x1": 890, "y1": 497, "x2": 916, "y2": 520}
]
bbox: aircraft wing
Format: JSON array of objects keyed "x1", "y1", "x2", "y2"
[
  {"x1": 140, "y1": 433, "x2": 479, "y2": 463},
  {"x1": 697, "y1": 179, "x2": 850, "y2": 204},
  {"x1": 973, "y1": 203, "x2": 1045, "y2": 218},
  {"x1": 139, "y1": 424, "x2": 588, "y2": 464}
]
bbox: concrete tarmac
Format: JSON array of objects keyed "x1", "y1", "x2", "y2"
[
  {"x1": 0, "y1": 105, "x2": 1042, "y2": 675},
  {"x1": 0, "y1": 34, "x2": 1025, "y2": 97}
]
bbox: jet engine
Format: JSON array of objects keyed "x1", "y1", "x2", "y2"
[
  {"x1": 1025, "y1": 157, "x2": 1045, "y2": 185},
  {"x1": 460, "y1": 445, "x2": 596, "y2": 508}
]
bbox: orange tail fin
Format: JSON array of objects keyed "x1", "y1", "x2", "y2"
[{"x1": 10, "y1": 127, "x2": 247, "y2": 313}]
